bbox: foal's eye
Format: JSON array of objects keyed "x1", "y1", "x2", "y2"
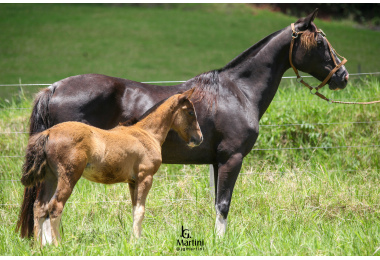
[{"x1": 188, "y1": 110, "x2": 195, "y2": 116}]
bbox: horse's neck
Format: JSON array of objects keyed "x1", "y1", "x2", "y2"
[
  {"x1": 136, "y1": 98, "x2": 177, "y2": 146},
  {"x1": 221, "y1": 27, "x2": 291, "y2": 119}
]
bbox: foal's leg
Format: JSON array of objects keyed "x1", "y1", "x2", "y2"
[
  {"x1": 48, "y1": 165, "x2": 83, "y2": 246},
  {"x1": 128, "y1": 183, "x2": 136, "y2": 221},
  {"x1": 131, "y1": 174, "x2": 153, "y2": 239},
  {"x1": 34, "y1": 173, "x2": 58, "y2": 246}
]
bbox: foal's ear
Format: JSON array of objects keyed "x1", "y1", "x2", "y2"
[
  {"x1": 296, "y1": 8, "x2": 318, "y2": 30},
  {"x1": 178, "y1": 87, "x2": 196, "y2": 103},
  {"x1": 184, "y1": 87, "x2": 196, "y2": 99}
]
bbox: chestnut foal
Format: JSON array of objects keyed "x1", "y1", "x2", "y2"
[{"x1": 17, "y1": 88, "x2": 202, "y2": 246}]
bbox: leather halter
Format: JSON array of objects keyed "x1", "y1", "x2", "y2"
[{"x1": 289, "y1": 23, "x2": 348, "y2": 102}]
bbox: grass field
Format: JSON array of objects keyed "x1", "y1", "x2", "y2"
[
  {"x1": 1, "y1": 3, "x2": 380, "y2": 256},
  {"x1": 1, "y1": 4, "x2": 380, "y2": 97}
]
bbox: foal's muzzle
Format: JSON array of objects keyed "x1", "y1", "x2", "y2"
[{"x1": 188, "y1": 134, "x2": 203, "y2": 148}]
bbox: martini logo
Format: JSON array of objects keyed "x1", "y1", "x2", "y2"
[{"x1": 176, "y1": 225, "x2": 205, "y2": 251}]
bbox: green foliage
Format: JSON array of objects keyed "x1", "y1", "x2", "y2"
[{"x1": 265, "y1": 4, "x2": 380, "y2": 25}]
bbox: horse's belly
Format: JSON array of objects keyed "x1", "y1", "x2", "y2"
[{"x1": 82, "y1": 163, "x2": 134, "y2": 184}]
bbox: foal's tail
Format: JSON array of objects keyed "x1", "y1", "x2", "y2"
[
  {"x1": 21, "y1": 133, "x2": 49, "y2": 187},
  {"x1": 16, "y1": 133, "x2": 49, "y2": 238}
]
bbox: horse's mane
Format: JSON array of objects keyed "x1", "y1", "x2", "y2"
[
  {"x1": 119, "y1": 117, "x2": 139, "y2": 126},
  {"x1": 299, "y1": 22, "x2": 319, "y2": 51},
  {"x1": 188, "y1": 29, "x2": 286, "y2": 110},
  {"x1": 221, "y1": 29, "x2": 283, "y2": 71},
  {"x1": 191, "y1": 70, "x2": 220, "y2": 109}
]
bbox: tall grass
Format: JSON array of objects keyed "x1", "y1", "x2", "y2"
[{"x1": 0, "y1": 76, "x2": 379, "y2": 255}]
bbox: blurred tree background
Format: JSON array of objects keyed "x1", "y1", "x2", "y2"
[
  {"x1": 114, "y1": 3, "x2": 380, "y2": 30},
  {"x1": 261, "y1": 3, "x2": 380, "y2": 28}
]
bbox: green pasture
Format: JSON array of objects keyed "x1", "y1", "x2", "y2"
[{"x1": 0, "y1": 3, "x2": 380, "y2": 256}]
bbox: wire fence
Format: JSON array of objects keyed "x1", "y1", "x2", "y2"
[
  {"x1": 0, "y1": 72, "x2": 379, "y2": 87},
  {"x1": 0, "y1": 143, "x2": 379, "y2": 159},
  {"x1": 0, "y1": 72, "x2": 379, "y2": 205},
  {"x1": 1, "y1": 72, "x2": 379, "y2": 113},
  {"x1": 0, "y1": 167, "x2": 376, "y2": 182},
  {"x1": 1, "y1": 120, "x2": 379, "y2": 135}
]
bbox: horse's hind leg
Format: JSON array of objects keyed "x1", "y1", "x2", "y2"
[
  {"x1": 130, "y1": 174, "x2": 153, "y2": 239},
  {"x1": 48, "y1": 164, "x2": 84, "y2": 246},
  {"x1": 33, "y1": 176, "x2": 57, "y2": 246}
]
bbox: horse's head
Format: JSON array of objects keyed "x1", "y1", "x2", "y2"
[
  {"x1": 290, "y1": 9, "x2": 349, "y2": 90},
  {"x1": 172, "y1": 88, "x2": 203, "y2": 148}
]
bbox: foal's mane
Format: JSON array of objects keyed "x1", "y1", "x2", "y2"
[
  {"x1": 118, "y1": 97, "x2": 170, "y2": 127},
  {"x1": 138, "y1": 97, "x2": 170, "y2": 122}
]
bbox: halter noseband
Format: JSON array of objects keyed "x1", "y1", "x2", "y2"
[{"x1": 289, "y1": 23, "x2": 348, "y2": 102}]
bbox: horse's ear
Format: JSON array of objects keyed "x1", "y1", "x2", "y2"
[
  {"x1": 178, "y1": 87, "x2": 196, "y2": 103},
  {"x1": 296, "y1": 8, "x2": 318, "y2": 30}
]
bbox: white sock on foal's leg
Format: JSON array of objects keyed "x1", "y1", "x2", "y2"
[
  {"x1": 132, "y1": 205, "x2": 145, "y2": 238},
  {"x1": 40, "y1": 217, "x2": 53, "y2": 245}
]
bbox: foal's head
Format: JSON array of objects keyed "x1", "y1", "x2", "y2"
[
  {"x1": 291, "y1": 9, "x2": 349, "y2": 90},
  {"x1": 172, "y1": 88, "x2": 203, "y2": 148}
]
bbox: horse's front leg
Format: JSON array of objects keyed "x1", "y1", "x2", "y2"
[
  {"x1": 130, "y1": 174, "x2": 153, "y2": 240},
  {"x1": 215, "y1": 153, "x2": 243, "y2": 237}
]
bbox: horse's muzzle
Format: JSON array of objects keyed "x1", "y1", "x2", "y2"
[
  {"x1": 188, "y1": 135, "x2": 203, "y2": 148},
  {"x1": 329, "y1": 67, "x2": 349, "y2": 90}
]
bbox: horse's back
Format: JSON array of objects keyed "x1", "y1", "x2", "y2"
[
  {"x1": 45, "y1": 121, "x2": 96, "y2": 154},
  {"x1": 41, "y1": 122, "x2": 143, "y2": 183},
  {"x1": 47, "y1": 74, "x2": 129, "y2": 130},
  {"x1": 47, "y1": 74, "x2": 176, "y2": 130}
]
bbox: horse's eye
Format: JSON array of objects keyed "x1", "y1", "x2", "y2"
[{"x1": 188, "y1": 110, "x2": 195, "y2": 116}]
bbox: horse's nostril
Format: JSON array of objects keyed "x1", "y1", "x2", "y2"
[{"x1": 344, "y1": 74, "x2": 349, "y2": 82}]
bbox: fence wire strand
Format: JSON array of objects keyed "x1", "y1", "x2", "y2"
[
  {"x1": 1, "y1": 121, "x2": 379, "y2": 135},
  {"x1": 0, "y1": 72, "x2": 379, "y2": 87}
]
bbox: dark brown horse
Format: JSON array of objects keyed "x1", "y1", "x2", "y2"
[
  {"x1": 20, "y1": 10, "x2": 349, "y2": 237},
  {"x1": 17, "y1": 89, "x2": 202, "y2": 246}
]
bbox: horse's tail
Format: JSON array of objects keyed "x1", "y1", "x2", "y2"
[
  {"x1": 20, "y1": 84, "x2": 56, "y2": 238},
  {"x1": 15, "y1": 185, "x2": 40, "y2": 238},
  {"x1": 29, "y1": 84, "x2": 57, "y2": 136},
  {"x1": 16, "y1": 133, "x2": 49, "y2": 238}
]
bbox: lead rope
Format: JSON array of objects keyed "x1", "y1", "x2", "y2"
[{"x1": 289, "y1": 23, "x2": 380, "y2": 105}]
